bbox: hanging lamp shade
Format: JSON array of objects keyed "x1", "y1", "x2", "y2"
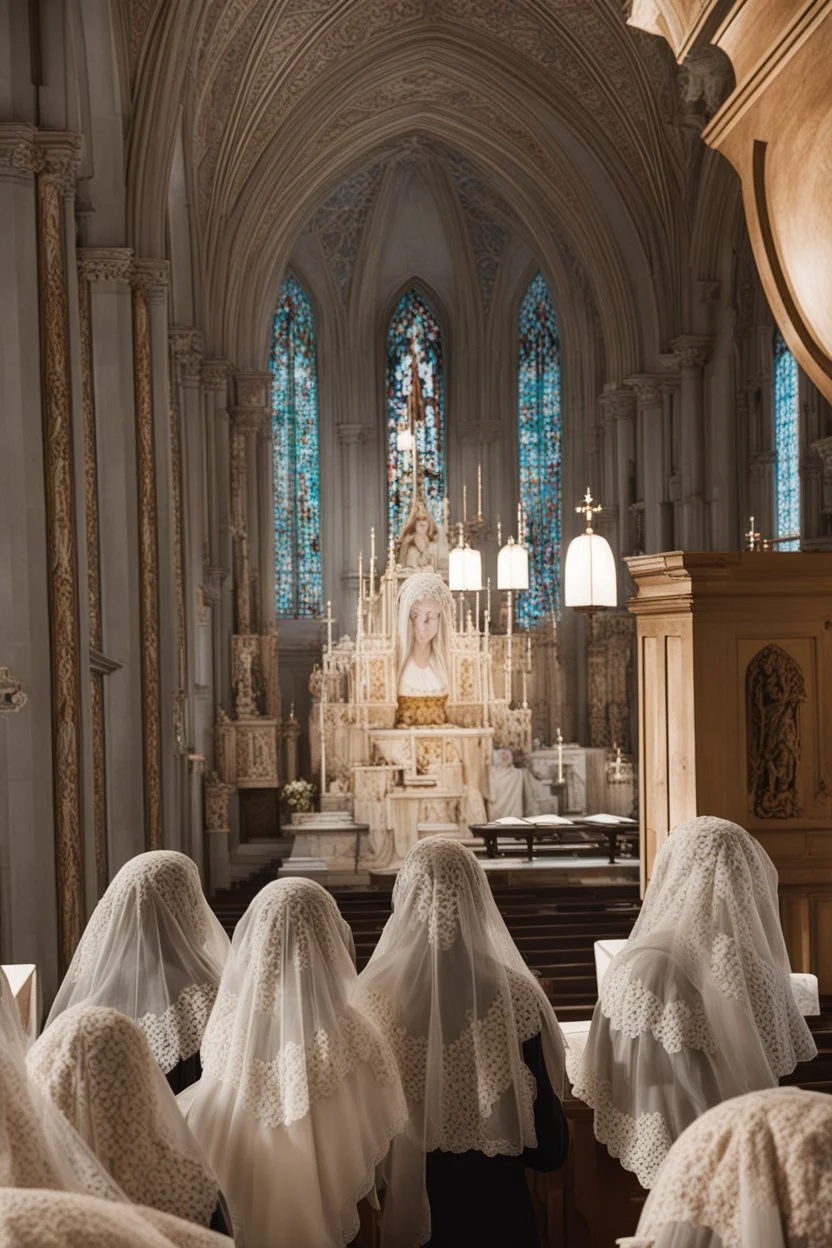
[
  {"x1": 564, "y1": 488, "x2": 617, "y2": 608},
  {"x1": 397, "y1": 427, "x2": 414, "y2": 453},
  {"x1": 497, "y1": 537, "x2": 529, "y2": 591},
  {"x1": 448, "y1": 543, "x2": 468, "y2": 591},
  {"x1": 463, "y1": 546, "x2": 482, "y2": 591}
]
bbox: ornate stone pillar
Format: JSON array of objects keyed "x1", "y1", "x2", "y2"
[
  {"x1": 232, "y1": 373, "x2": 270, "y2": 632},
  {"x1": 259, "y1": 410, "x2": 275, "y2": 631},
  {"x1": 202, "y1": 361, "x2": 234, "y2": 711},
  {"x1": 671, "y1": 335, "x2": 713, "y2": 549},
  {"x1": 626, "y1": 375, "x2": 667, "y2": 553},
  {"x1": 35, "y1": 131, "x2": 85, "y2": 969},
  {"x1": 600, "y1": 386, "x2": 636, "y2": 564},
  {"x1": 338, "y1": 423, "x2": 368, "y2": 622},
  {"x1": 132, "y1": 261, "x2": 167, "y2": 851}
]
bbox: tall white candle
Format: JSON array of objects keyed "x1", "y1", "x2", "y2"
[
  {"x1": 522, "y1": 666, "x2": 527, "y2": 709},
  {"x1": 477, "y1": 462, "x2": 482, "y2": 518},
  {"x1": 463, "y1": 484, "x2": 468, "y2": 525},
  {"x1": 356, "y1": 552, "x2": 363, "y2": 648},
  {"x1": 487, "y1": 576, "x2": 491, "y2": 620},
  {"x1": 526, "y1": 633, "x2": 531, "y2": 672},
  {"x1": 556, "y1": 727, "x2": 564, "y2": 784},
  {"x1": 496, "y1": 516, "x2": 502, "y2": 547},
  {"x1": 443, "y1": 496, "x2": 450, "y2": 532},
  {"x1": 326, "y1": 600, "x2": 333, "y2": 654},
  {"x1": 320, "y1": 685, "x2": 327, "y2": 797}
]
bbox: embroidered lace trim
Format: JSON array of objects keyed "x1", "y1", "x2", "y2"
[
  {"x1": 201, "y1": 996, "x2": 402, "y2": 1130},
  {"x1": 359, "y1": 971, "x2": 542, "y2": 1155},
  {"x1": 569, "y1": 1064, "x2": 674, "y2": 1190},
  {"x1": 138, "y1": 982, "x2": 218, "y2": 1073},
  {"x1": 599, "y1": 964, "x2": 719, "y2": 1055}
]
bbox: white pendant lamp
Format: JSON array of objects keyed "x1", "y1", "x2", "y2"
[
  {"x1": 564, "y1": 488, "x2": 617, "y2": 609},
  {"x1": 463, "y1": 546, "x2": 482, "y2": 591},
  {"x1": 497, "y1": 536, "x2": 529, "y2": 591}
]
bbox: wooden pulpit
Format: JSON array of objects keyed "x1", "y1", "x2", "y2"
[{"x1": 626, "y1": 551, "x2": 832, "y2": 988}]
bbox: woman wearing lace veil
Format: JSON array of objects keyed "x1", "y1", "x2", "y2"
[
  {"x1": 0, "y1": 1190, "x2": 235, "y2": 1248},
  {"x1": 571, "y1": 816, "x2": 817, "y2": 1190},
  {"x1": 181, "y1": 877, "x2": 407, "y2": 1248},
  {"x1": 0, "y1": 971, "x2": 125, "y2": 1204},
  {"x1": 27, "y1": 1006, "x2": 231, "y2": 1234},
  {"x1": 46, "y1": 851, "x2": 230, "y2": 1092},
  {"x1": 628, "y1": 1086, "x2": 832, "y2": 1248},
  {"x1": 353, "y1": 837, "x2": 568, "y2": 1248}
]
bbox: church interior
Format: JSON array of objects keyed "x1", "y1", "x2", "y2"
[{"x1": 2, "y1": 1, "x2": 832, "y2": 1244}]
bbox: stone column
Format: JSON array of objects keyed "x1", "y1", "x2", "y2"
[
  {"x1": 810, "y1": 437, "x2": 832, "y2": 542},
  {"x1": 625, "y1": 375, "x2": 667, "y2": 553},
  {"x1": 671, "y1": 335, "x2": 713, "y2": 549},
  {"x1": 337, "y1": 423, "x2": 368, "y2": 625},
  {"x1": 599, "y1": 387, "x2": 636, "y2": 564},
  {"x1": 132, "y1": 261, "x2": 167, "y2": 851},
  {"x1": 259, "y1": 412, "x2": 276, "y2": 631},
  {"x1": 202, "y1": 361, "x2": 234, "y2": 711},
  {"x1": 232, "y1": 372, "x2": 271, "y2": 630},
  {"x1": 0, "y1": 125, "x2": 60, "y2": 991},
  {"x1": 35, "y1": 132, "x2": 87, "y2": 970}
]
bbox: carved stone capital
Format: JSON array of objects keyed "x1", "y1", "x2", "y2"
[
  {"x1": 670, "y1": 334, "x2": 714, "y2": 370},
  {"x1": 0, "y1": 123, "x2": 40, "y2": 180},
  {"x1": 624, "y1": 374, "x2": 663, "y2": 407},
  {"x1": 337, "y1": 422, "x2": 368, "y2": 445},
  {"x1": 34, "y1": 131, "x2": 83, "y2": 191},
  {"x1": 202, "y1": 561, "x2": 228, "y2": 599},
  {"x1": 231, "y1": 406, "x2": 267, "y2": 435},
  {"x1": 599, "y1": 386, "x2": 636, "y2": 422},
  {"x1": 202, "y1": 359, "x2": 235, "y2": 391},
  {"x1": 133, "y1": 258, "x2": 170, "y2": 297},
  {"x1": 170, "y1": 327, "x2": 204, "y2": 381},
  {"x1": 234, "y1": 371, "x2": 271, "y2": 410},
  {"x1": 77, "y1": 247, "x2": 135, "y2": 284},
  {"x1": 811, "y1": 437, "x2": 832, "y2": 479}
]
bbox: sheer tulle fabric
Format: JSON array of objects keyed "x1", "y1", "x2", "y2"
[
  {"x1": 46, "y1": 852, "x2": 230, "y2": 1073},
  {"x1": 634, "y1": 1087, "x2": 832, "y2": 1248},
  {"x1": 0, "y1": 976, "x2": 124, "y2": 1202},
  {"x1": 571, "y1": 817, "x2": 816, "y2": 1189},
  {"x1": 27, "y1": 1005, "x2": 220, "y2": 1226},
  {"x1": 353, "y1": 837, "x2": 566, "y2": 1248},
  {"x1": 0, "y1": 1189, "x2": 233, "y2": 1248},
  {"x1": 182, "y1": 877, "x2": 407, "y2": 1248}
]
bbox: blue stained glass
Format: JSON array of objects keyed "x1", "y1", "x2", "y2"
[
  {"x1": 517, "y1": 272, "x2": 562, "y2": 628},
  {"x1": 773, "y1": 329, "x2": 800, "y2": 551},
  {"x1": 386, "y1": 289, "x2": 446, "y2": 538},
  {"x1": 270, "y1": 274, "x2": 323, "y2": 617}
]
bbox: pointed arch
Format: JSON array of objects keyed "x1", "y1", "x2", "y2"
[
  {"x1": 386, "y1": 286, "x2": 446, "y2": 538},
  {"x1": 517, "y1": 272, "x2": 562, "y2": 627},
  {"x1": 270, "y1": 273, "x2": 323, "y2": 617}
]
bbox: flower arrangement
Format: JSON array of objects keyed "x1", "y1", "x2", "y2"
[{"x1": 282, "y1": 779, "x2": 316, "y2": 813}]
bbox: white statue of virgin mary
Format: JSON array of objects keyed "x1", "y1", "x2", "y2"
[{"x1": 395, "y1": 572, "x2": 454, "y2": 726}]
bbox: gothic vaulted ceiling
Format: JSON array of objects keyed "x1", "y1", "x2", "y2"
[{"x1": 123, "y1": 0, "x2": 707, "y2": 373}]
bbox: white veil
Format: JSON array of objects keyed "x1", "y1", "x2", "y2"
[
  {"x1": 0, "y1": 1190, "x2": 234, "y2": 1248},
  {"x1": 0, "y1": 973, "x2": 124, "y2": 1203},
  {"x1": 634, "y1": 1087, "x2": 832, "y2": 1248},
  {"x1": 571, "y1": 816, "x2": 817, "y2": 1189},
  {"x1": 27, "y1": 1005, "x2": 220, "y2": 1226},
  {"x1": 46, "y1": 851, "x2": 230, "y2": 1073},
  {"x1": 183, "y1": 877, "x2": 407, "y2": 1248},
  {"x1": 353, "y1": 837, "x2": 566, "y2": 1248}
]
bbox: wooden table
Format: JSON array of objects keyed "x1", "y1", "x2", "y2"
[{"x1": 472, "y1": 819, "x2": 638, "y2": 864}]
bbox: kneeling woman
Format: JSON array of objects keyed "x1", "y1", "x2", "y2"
[
  {"x1": 182, "y1": 878, "x2": 407, "y2": 1248},
  {"x1": 354, "y1": 837, "x2": 569, "y2": 1248}
]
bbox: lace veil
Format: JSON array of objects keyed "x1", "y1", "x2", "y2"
[
  {"x1": 571, "y1": 817, "x2": 817, "y2": 1188},
  {"x1": 183, "y1": 877, "x2": 407, "y2": 1248},
  {"x1": 353, "y1": 837, "x2": 566, "y2": 1248},
  {"x1": 0, "y1": 1189, "x2": 234, "y2": 1248},
  {"x1": 46, "y1": 851, "x2": 230, "y2": 1072},
  {"x1": 634, "y1": 1087, "x2": 832, "y2": 1248},
  {"x1": 0, "y1": 972, "x2": 123, "y2": 1202},
  {"x1": 27, "y1": 1005, "x2": 220, "y2": 1226}
]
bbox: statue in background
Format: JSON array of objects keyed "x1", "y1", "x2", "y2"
[
  {"x1": 397, "y1": 499, "x2": 449, "y2": 577},
  {"x1": 395, "y1": 572, "x2": 453, "y2": 726}
]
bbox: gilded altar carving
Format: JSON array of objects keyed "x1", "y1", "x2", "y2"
[
  {"x1": 36, "y1": 135, "x2": 85, "y2": 969},
  {"x1": 233, "y1": 634, "x2": 264, "y2": 719},
  {"x1": 234, "y1": 722, "x2": 279, "y2": 786},
  {"x1": 132, "y1": 261, "x2": 166, "y2": 850},
  {"x1": 747, "y1": 644, "x2": 807, "y2": 820},
  {"x1": 0, "y1": 667, "x2": 27, "y2": 713},
  {"x1": 204, "y1": 771, "x2": 235, "y2": 833}
]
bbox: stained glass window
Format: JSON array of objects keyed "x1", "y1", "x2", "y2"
[
  {"x1": 517, "y1": 272, "x2": 562, "y2": 628},
  {"x1": 773, "y1": 328, "x2": 800, "y2": 551},
  {"x1": 386, "y1": 288, "x2": 446, "y2": 538},
  {"x1": 271, "y1": 273, "x2": 322, "y2": 617}
]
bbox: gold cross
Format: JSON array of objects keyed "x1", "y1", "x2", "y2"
[
  {"x1": 576, "y1": 488, "x2": 602, "y2": 532},
  {"x1": 745, "y1": 516, "x2": 760, "y2": 551}
]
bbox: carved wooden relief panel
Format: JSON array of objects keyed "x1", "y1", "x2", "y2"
[{"x1": 746, "y1": 643, "x2": 806, "y2": 819}]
